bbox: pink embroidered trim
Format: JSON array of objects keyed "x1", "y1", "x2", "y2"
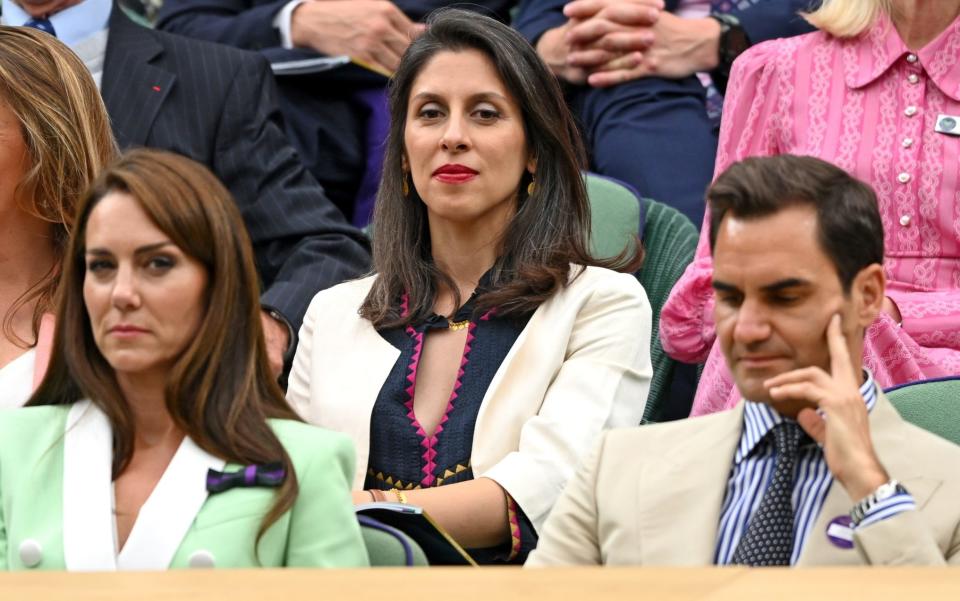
[
  {"x1": 401, "y1": 297, "x2": 479, "y2": 487},
  {"x1": 506, "y1": 495, "x2": 522, "y2": 562}
]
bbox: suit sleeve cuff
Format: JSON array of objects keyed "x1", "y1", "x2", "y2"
[
  {"x1": 729, "y1": 3, "x2": 815, "y2": 45},
  {"x1": 263, "y1": 304, "x2": 298, "y2": 366},
  {"x1": 273, "y1": 0, "x2": 307, "y2": 49},
  {"x1": 855, "y1": 493, "x2": 917, "y2": 529}
]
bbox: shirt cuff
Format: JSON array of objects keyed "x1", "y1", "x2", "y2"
[
  {"x1": 854, "y1": 493, "x2": 917, "y2": 529},
  {"x1": 263, "y1": 305, "x2": 298, "y2": 366},
  {"x1": 273, "y1": 0, "x2": 307, "y2": 49}
]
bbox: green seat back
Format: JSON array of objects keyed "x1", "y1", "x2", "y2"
[
  {"x1": 582, "y1": 174, "x2": 700, "y2": 422},
  {"x1": 584, "y1": 174, "x2": 642, "y2": 261},
  {"x1": 636, "y1": 198, "x2": 699, "y2": 423},
  {"x1": 886, "y1": 378, "x2": 960, "y2": 445},
  {"x1": 360, "y1": 519, "x2": 429, "y2": 567}
]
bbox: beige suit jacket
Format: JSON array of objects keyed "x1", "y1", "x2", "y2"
[
  {"x1": 286, "y1": 266, "x2": 652, "y2": 531},
  {"x1": 528, "y1": 392, "x2": 960, "y2": 566}
]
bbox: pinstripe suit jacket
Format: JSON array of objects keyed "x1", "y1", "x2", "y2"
[{"x1": 101, "y1": 7, "x2": 370, "y2": 331}]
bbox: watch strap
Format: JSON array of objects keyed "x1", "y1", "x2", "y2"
[
  {"x1": 849, "y1": 480, "x2": 909, "y2": 526},
  {"x1": 710, "y1": 13, "x2": 751, "y2": 95}
]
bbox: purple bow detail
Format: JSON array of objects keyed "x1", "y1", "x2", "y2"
[{"x1": 206, "y1": 462, "x2": 286, "y2": 494}]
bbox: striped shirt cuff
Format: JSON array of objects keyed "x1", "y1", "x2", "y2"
[{"x1": 855, "y1": 493, "x2": 917, "y2": 529}]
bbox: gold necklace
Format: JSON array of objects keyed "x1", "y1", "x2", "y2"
[{"x1": 447, "y1": 319, "x2": 471, "y2": 331}]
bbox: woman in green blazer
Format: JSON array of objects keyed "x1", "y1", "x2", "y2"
[{"x1": 0, "y1": 149, "x2": 369, "y2": 570}]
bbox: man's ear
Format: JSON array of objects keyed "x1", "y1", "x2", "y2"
[{"x1": 851, "y1": 263, "x2": 886, "y2": 328}]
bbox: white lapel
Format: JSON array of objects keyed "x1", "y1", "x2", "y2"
[
  {"x1": 319, "y1": 312, "x2": 399, "y2": 488},
  {"x1": 471, "y1": 300, "x2": 545, "y2": 452},
  {"x1": 117, "y1": 436, "x2": 224, "y2": 570},
  {"x1": 63, "y1": 400, "x2": 117, "y2": 571},
  {"x1": 295, "y1": 277, "x2": 400, "y2": 488}
]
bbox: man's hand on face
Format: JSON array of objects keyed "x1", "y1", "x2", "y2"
[
  {"x1": 763, "y1": 314, "x2": 889, "y2": 501},
  {"x1": 290, "y1": 0, "x2": 425, "y2": 74}
]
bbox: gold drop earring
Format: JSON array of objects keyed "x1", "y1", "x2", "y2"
[
  {"x1": 527, "y1": 173, "x2": 536, "y2": 196},
  {"x1": 402, "y1": 172, "x2": 410, "y2": 197}
]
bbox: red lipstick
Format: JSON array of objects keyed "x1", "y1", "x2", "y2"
[{"x1": 432, "y1": 163, "x2": 478, "y2": 184}]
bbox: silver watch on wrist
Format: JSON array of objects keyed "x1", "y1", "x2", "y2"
[{"x1": 849, "y1": 479, "x2": 908, "y2": 526}]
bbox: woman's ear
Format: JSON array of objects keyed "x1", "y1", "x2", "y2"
[
  {"x1": 401, "y1": 154, "x2": 409, "y2": 172},
  {"x1": 851, "y1": 263, "x2": 886, "y2": 328},
  {"x1": 526, "y1": 156, "x2": 537, "y2": 175}
]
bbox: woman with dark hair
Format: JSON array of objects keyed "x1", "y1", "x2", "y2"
[
  {"x1": 0, "y1": 27, "x2": 116, "y2": 407},
  {"x1": 0, "y1": 149, "x2": 367, "y2": 570},
  {"x1": 287, "y1": 9, "x2": 652, "y2": 563}
]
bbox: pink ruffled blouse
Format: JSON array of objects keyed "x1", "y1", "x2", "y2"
[{"x1": 660, "y1": 14, "x2": 960, "y2": 415}]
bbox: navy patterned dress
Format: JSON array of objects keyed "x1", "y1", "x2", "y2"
[{"x1": 364, "y1": 286, "x2": 537, "y2": 563}]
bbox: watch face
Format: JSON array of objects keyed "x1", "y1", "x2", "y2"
[{"x1": 874, "y1": 481, "x2": 897, "y2": 501}]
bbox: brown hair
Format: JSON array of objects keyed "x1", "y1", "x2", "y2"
[
  {"x1": 708, "y1": 155, "x2": 884, "y2": 292},
  {"x1": 28, "y1": 149, "x2": 300, "y2": 548},
  {"x1": 0, "y1": 26, "x2": 117, "y2": 345},
  {"x1": 360, "y1": 9, "x2": 642, "y2": 327}
]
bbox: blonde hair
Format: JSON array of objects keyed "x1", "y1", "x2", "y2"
[
  {"x1": 803, "y1": 0, "x2": 893, "y2": 38},
  {"x1": 0, "y1": 26, "x2": 117, "y2": 345}
]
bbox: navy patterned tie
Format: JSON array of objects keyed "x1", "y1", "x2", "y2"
[
  {"x1": 731, "y1": 421, "x2": 804, "y2": 566},
  {"x1": 24, "y1": 17, "x2": 57, "y2": 37}
]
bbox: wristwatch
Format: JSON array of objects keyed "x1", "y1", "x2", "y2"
[
  {"x1": 709, "y1": 13, "x2": 751, "y2": 95},
  {"x1": 849, "y1": 480, "x2": 909, "y2": 526}
]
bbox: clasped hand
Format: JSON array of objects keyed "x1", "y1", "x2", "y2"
[
  {"x1": 546, "y1": 0, "x2": 721, "y2": 87},
  {"x1": 764, "y1": 314, "x2": 889, "y2": 501}
]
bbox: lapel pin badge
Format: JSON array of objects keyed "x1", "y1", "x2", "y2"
[
  {"x1": 935, "y1": 114, "x2": 960, "y2": 136},
  {"x1": 826, "y1": 515, "x2": 854, "y2": 549}
]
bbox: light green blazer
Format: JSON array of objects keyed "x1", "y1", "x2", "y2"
[{"x1": 0, "y1": 401, "x2": 369, "y2": 570}]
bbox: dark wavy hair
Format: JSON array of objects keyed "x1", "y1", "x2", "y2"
[
  {"x1": 28, "y1": 149, "x2": 301, "y2": 548},
  {"x1": 360, "y1": 8, "x2": 642, "y2": 327}
]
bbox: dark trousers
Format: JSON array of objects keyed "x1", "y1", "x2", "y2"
[{"x1": 570, "y1": 74, "x2": 717, "y2": 227}]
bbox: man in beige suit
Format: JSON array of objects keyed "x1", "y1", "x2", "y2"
[{"x1": 528, "y1": 155, "x2": 960, "y2": 567}]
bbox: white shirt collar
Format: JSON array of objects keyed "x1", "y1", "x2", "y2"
[{"x1": 1, "y1": 0, "x2": 111, "y2": 46}]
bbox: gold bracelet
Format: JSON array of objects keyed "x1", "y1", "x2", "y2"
[{"x1": 393, "y1": 489, "x2": 408, "y2": 504}]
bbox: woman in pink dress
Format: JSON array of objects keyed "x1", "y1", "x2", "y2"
[{"x1": 660, "y1": 0, "x2": 960, "y2": 415}]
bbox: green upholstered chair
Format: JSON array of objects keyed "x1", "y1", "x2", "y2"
[
  {"x1": 583, "y1": 174, "x2": 700, "y2": 423},
  {"x1": 359, "y1": 516, "x2": 429, "y2": 566},
  {"x1": 635, "y1": 197, "x2": 700, "y2": 423},
  {"x1": 885, "y1": 377, "x2": 960, "y2": 446},
  {"x1": 584, "y1": 173, "x2": 643, "y2": 262}
]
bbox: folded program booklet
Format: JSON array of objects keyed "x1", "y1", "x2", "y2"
[{"x1": 355, "y1": 502, "x2": 477, "y2": 566}]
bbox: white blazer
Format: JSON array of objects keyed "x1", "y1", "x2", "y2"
[{"x1": 287, "y1": 266, "x2": 652, "y2": 531}]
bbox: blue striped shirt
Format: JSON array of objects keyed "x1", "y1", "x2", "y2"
[{"x1": 714, "y1": 372, "x2": 915, "y2": 565}]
